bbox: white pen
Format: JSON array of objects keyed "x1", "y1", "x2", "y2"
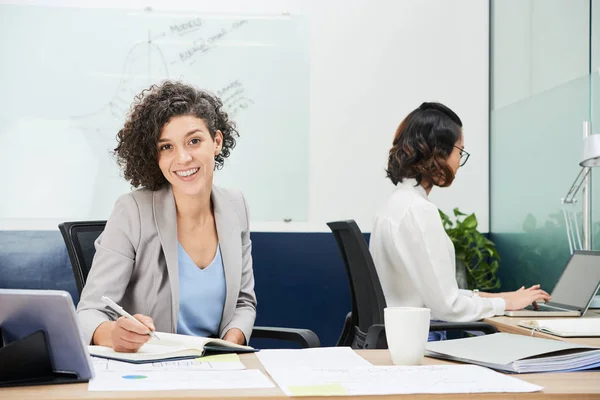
[{"x1": 101, "y1": 296, "x2": 160, "y2": 340}]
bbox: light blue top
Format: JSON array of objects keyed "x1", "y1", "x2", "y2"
[{"x1": 177, "y1": 243, "x2": 226, "y2": 337}]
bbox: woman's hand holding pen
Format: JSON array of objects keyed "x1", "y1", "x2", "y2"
[
  {"x1": 111, "y1": 314, "x2": 156, "y2": 353},
  {"x1": 93, "y1": 313, "x2": 156, "y2": 352},
  {"x1": 502, "y1": 284, "x2": 551, "y2": 311}
]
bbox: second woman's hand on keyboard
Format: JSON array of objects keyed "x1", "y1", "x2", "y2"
[{"x1": 503, "y1": 284, "x2": 551, "y2": 311}]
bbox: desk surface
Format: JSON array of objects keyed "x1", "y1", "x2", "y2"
[
  {"x1": 1, "y1": 350, "x2": 599, "y2": 400},
  {"x1": 484, "y1": 309, "x2": 600, "y2": 347}
]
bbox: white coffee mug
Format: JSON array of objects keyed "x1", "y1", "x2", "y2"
[{"x1": 384, "y1": 307, "x2": 430, "y2": 365}]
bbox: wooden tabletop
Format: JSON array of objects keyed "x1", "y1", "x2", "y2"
[
  {"x1": 1, "y1": 350, "x2": 599, "y2": 399},
  {"x1": 484, "y1": 309, "x2": 600, "y2": 347}
]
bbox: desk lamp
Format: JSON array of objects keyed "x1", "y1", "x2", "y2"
[{"x1": 561, "y1": 125, "x2": 600, "y2": 306}]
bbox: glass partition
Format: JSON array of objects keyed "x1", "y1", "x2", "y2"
[
  {"x1": 490, "y1": 0, "x2": 597, "y2": 291},
  {"x1": 592, "y1": 1, "x2": 600, "y2": 260}
]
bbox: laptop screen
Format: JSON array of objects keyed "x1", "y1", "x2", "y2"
[{"x1": 550, "y1": 251, "x2": 600, "y2": 310}]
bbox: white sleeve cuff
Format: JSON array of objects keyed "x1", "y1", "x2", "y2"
[
  {"x1": 488, "y1": 297, "x2": 506, "y2": 316},
  {"x1": 458, "y1": 289, "x2": 472, "y2": 297}
]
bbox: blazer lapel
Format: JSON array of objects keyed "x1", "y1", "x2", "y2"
[
  {"x1": 153, "y1": 185, "x2": 179, "y2": 332},
  {"x1": 212, "y1": 187, "x2": 242, "y2": 335}
]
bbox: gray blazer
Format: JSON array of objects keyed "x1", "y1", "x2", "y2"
[{"x1": 76, "y1": 185, "x2": 257, "y2": 345}]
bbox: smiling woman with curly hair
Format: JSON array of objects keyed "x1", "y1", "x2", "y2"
[
  {"x1": 369, "y1": 102, "x2": 550, "y2": 341},
  {"x1": 114, "y1": 81, "x2": 238, "y2": 190},
  {"x1": 77, "y1": 81, "x2": 256, "y2": 352}
]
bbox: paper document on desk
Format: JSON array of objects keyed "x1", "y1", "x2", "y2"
[
  {"x1": 518, "y1": 318, "x2": 600, "y2": 337},
  {"x1": 91, "y1": 353, "x2": 245, "y2": 372},
  {"x1": 88, "y1": 369, "x2": 275, "y2": 391},
  {"x1": 267, "y1": 365, "x2": 541, "y2": 396},
  {"x1": 426, "y1": 332, "x2": 600, "y2": 373},
  {"x1": 256, "y1": 347, "x2": 372, "y2": 373}
]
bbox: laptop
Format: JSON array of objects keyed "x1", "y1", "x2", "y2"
[{"x1": 505, "y1": 250, "x2": 600, "y2": 317}]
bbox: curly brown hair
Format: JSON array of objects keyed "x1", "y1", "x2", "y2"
[
  {"x1": 386, "y1": 102, "x2": 462, "y2": 188},
  {"x1": 114, "y1": 81, "x2": 238, "y2": 190}
]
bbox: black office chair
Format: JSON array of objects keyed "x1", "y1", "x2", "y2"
[
  {"x1": 327, "y1": 220, "x2": 498, "y2": 350},
  {"x1": 59, "y1": 220, "x2": 320, "y2": 348}
]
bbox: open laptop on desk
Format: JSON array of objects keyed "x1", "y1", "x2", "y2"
[{"x1": 505, "y1": 250, "x2": 600, "y2": 317}]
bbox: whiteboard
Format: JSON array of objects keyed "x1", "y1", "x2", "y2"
[{"x1": 0, "y1": 4, "x2": 309, "y2": 225}]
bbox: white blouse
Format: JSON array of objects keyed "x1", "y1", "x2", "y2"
[{"x1": 369, "y1": 178, "x2": 505, "y2": 322}]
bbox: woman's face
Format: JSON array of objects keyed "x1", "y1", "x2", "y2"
[
  {"x1": 448, "y1": 135, "x2": 464, "y2": 176},
  {"x1": 157, "y1": 115, "x2": 222, "y2": 197}
]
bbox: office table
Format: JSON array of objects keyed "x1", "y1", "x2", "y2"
[
  {"x1": 484, "y1": 309, "x2": 600, "y2": 347},
  {"x1": 1, "y1": 350, "x2": 599, "y2": 399}
]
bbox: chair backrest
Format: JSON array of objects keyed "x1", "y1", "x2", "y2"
[
  {"x1": 58, "y1": 221, "x2": 107, "y2": 296},
  {"x1": 327, "y1": 220, "x2": 387, "y2": 346}
]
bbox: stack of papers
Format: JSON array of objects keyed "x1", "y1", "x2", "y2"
[
  {"x1": 257, "y1": 347, "x2": 542, "y2": 396},
  {"x1": 426, "y1": 332, "x2": 600, "y2": 373}
]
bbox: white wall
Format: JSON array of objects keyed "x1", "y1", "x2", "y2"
[{"x1": 1, "y1": 0, "x2": 490, "y2": 232}]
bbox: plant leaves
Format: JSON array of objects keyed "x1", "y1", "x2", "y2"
[
  {"x1": 453, "y1": 208, "x2": 466, "y2": 217},
  {"x1": 438, "y1": 209, "x2": 453, "y2": 229},
  {"x1": 463, "y1": 214, "x2": 478, "y2": 230},
  {"x1": 443, "y1": 208, "x2": 501, "y2": 290}
]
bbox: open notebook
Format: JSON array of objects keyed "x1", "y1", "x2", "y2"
[
  {"x1": 89, "y1": 332, "x2": 257, "y2": 364},
  {"x1": 425, "y1": 332, "x2": 600, "y2": 373},
  {"x1": 518, "y1": 319, "x2": 600, "y2": 337}
]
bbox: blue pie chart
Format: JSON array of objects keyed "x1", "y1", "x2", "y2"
[{"x1": 122, "y1": 375, "x2": 148, "y2": 380}]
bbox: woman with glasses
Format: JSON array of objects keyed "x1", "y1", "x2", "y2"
[{"x1": 369, "y1": 102, "x2": 550, "y2": 338}]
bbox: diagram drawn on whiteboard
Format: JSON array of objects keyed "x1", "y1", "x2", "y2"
[{"x1": 0, "y1": 5, "x2": 309, "y2": 226}]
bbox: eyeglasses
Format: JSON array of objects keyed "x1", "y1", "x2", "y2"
[{"x1": 454, "y1": 145, "x2": 470, "y2": 167}]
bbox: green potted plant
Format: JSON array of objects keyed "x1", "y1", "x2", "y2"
[{"x1": 439, "y1": 208, "x2": 501, "y2": 291}]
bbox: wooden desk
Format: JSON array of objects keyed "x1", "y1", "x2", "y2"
[
  {"x1": 484, "y1": 309, "x2": 600, "y2": 347},
  {"x1": 1, "y1": 350, "x2": 599, "y2": 399}
]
